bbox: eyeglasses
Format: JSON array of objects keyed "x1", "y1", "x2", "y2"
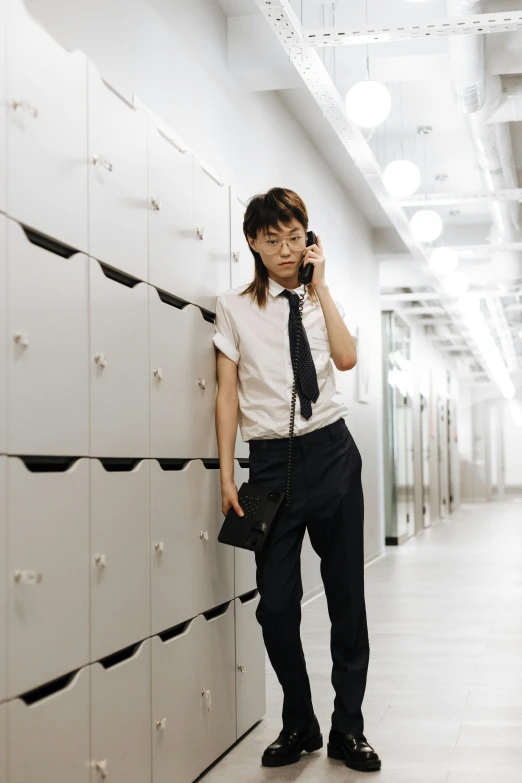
[{"x1": 257, "y1": 234, "x2": 306, "y2": 255}]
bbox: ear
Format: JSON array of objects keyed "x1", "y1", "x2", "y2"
[{"x1": 247, "y1": 236, "x2": 257, "y2": 252}]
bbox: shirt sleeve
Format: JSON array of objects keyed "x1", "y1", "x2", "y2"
[{"x1": 213, "y1": 295, "x2": 240, "y2": 365}]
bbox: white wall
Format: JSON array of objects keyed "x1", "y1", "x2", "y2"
[{"x1": 25, "y1": 0, "x2": 385, "y2": 587}]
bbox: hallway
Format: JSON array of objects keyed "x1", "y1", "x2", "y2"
[{"x1": 202, "y1": 500, "x2": 522, "y2": 782}]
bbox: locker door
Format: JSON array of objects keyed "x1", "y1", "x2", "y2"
[
  {"x1": 193, "y1": 160, "x2": 231, "y2": 312},
  {"x1": 90, "y1": 459, "x2": 151, "y2": 661},
  {"x1": 0, "y1": 216, "x2": 6, "y2": 454},
  {"x1": 0, "y1": 702, "x2": 5, "y2": 783},
  {"x1": 0, "y1": 458, "x2": 6, "y2": 703},
  {"x1": 7, "y1": 457, "x2": 89, "y2": 698},
  {"x1": 147, "y1": 121, "x2": 195, "y2": 299},
  {"x1": 8, "y1": 667, "x2": 90, "y2": 783},
  {"x1": 89, "y1": 257, "x2": 150, "y2": 458},
  {"x1": 235, "y1": 594, "x2": 266, "y2": 739},
  {"x1": 90, "y1": 641, "x2": 152, "y2": 783},
  {"x1": 0, "y1": 0, "x2": 5, "y2": 214},
  {"x1": 200, "y1": 602, "x2": 236, "y2": 763},
  {"x1": 7, "y1": 219, "x2": 89, "y2": 456},
  {"x1": 87, "y1": 61, "x2": 148, "y2": 282},
  {"x1": 149, "y1": 288, "x2": 218, "y2": 459},
  {"x1": 5, "y1": 0, "x2": 88, "y2": 253},
  {"x1": 152, "y1": 617, "x2": 206, "y2": 783},
  {"x1": 150, "y1": 459, "x2": 234, "y2": 635},
  {"x1": 234, "y1": 459, "x2": 256, "y2": 598},
  {"x1": 230, "y1": 189, "x2": 254, "y2": 290}
]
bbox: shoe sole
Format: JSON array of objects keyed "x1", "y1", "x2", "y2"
[
  {"x1": 261, "y1": 734, "x2": 323, "y2": 767},
  {"x1": 327, "y1": 743, "x2": 382, "y2": 771}
]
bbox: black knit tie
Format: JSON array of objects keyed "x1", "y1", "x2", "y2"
[{"x1": 279, "y1": 289, "x2": 320, "y2": 420}]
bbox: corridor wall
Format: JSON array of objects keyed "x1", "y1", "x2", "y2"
[{"x1": 0, "y1": 1, "x2": 265, "y2": 781}]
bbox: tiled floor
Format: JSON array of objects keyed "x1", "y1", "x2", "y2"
[{"x1": 202, "y1": 499, "x2": 522, "y2": 782}]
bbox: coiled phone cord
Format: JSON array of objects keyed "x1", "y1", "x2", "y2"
[{"x1": 284, "y1": 288, "x2": 306, "y2": 508}]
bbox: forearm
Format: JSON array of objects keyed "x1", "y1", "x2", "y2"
[{"x1": 215, "y1": 393, "x2": 239, "y2": 485}]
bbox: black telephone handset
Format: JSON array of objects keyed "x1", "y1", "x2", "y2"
[{"x1": 297, "y1": 231, "x2": 317, "y2": 286}]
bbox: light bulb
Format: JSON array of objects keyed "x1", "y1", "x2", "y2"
[
  {"x1": 383, "y1": 160, "x2": 421, "y2": 198},
  {"x1": 443, "y1": 272, "x2": 469, "y2": 297},
  {"x1": 410, "y1": 210, "x2": 443, "y2": 242},
  {"x1": 345, "y1": 81, "x2": 391, "y2": 128},
  {"x1": 429, "y1": 247, "x2": 458, "y2": 275}
]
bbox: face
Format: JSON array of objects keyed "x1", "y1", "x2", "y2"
[{"x1": 248, "y1": 220, "x2": 307, "y2": 288}]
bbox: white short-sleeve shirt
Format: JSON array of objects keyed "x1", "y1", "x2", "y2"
[{"x1": 213, "y1": 277, "x2": 350, "y2": 441}]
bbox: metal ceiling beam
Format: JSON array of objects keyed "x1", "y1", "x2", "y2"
[
  {"x1": 399, "y1": 188, "x2": 522, "y2": 207},
  {"x1": 301, "y1": 11, "x2": 522, "y2": 47}
]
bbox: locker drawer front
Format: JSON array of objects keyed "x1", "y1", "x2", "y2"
[
  {"x1": 151, "y1": 459, "x2": 234, "y2": 635},
  {"x1": 234, "y1": 460, "x2": 256, "y2": 598},
  {"x1": 90, "y1": 640, "x2": 152, "y2": 783},
  {"x1": 0, "y1": 217, "x2": 6, "y2": 454},
  {"x1": 7, "y1": 457, "x2": 89, "y2": 697},
  {"x1": 7, "y1": 219, "x2": 89, "y2": 456},
  {"x1": 6, "y1": 0, "x2": 88, "y2": 253},
  {"x1": 0, "y1": 457, "x2": 6, "y2": 703},
  {"x1": 90, "y1": 460, "x2": 151, "y2": 661},
  {"x1": 0, "y1": 702, "x2": 5, "y2": 783},
  {"x1": 235, "y1": 594, "x2": 266, "y2": 739},
  {"x1": 8, "y1": 667, "x2": 90, "y2": 783}
]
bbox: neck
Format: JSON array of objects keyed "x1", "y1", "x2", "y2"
[{"x1": 268, "y1": 272, "x2": 301, "y2": 290}]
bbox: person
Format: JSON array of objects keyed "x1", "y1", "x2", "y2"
[{"x1": 213, "y1": 187, "x2": 381, "y2": 773}]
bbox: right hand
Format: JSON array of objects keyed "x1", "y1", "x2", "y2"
[{"x1": 221, "y1": 480, "x2": 245, "y2": 518}]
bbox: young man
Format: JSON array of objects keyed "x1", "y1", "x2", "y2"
[{"x1": 213, "y1": 187, "x2": 381, "y2": 773}]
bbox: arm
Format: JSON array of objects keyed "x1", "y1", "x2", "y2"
[
  {"x1": 315, "y1": 284, "x2": 357, "y2": 371},
  {"x1": 215, "y1": 350, "x2": 239, "y2": 485}
]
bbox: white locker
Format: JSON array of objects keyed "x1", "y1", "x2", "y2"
[
  {"x1": 150, "y1": 459, "x2": 234, "y2": 635},
  {"x1": 149, "y1": 287, "x2": 218, "y2": 459},
  {"x1": 200, "y1": 602, "x2": 236, "y2": 764},
  {"x1": 6, "y1": 219, "x2": 89, "y2": 457},
  {"x1": 230, "y1": 189, "x2": 255, "y2": 290},
  {"x1": 5, "y1": 0, "x2": 88, "y2": 253},
  {"x1": 151, "y1": 617, "x2": 206, "y2": 783},
  {"x1": 87, "y1": 61, "x2": 148, "y2": 282},
  {"x1": 89, "y1": 257, "x2": 150, "y2": 458},
  {"x1": 0, "y1": 702, "x2": 5, "y2": 783},
  {"x1": 233, "y1": 459, "x2": 257, "y2": 597},
  {"x1": 147, "y1": 121, "x2": 196, "y2": 300},
  {"x1": 90, "y1": 459, "x2": 151, "y2": 661},
  {"x1": 7, "y1": 667, "x2": 90, "y2": 783},
  {"x1": 7, "y1": 457, "x2": 89, "y2": 698},
  {"x1": 235, "y1": 594, "x2": 266, "y2": 739},
  {"x1": 90, "y1": 640, "x2": 152, "y2": 783},
  {"x1": 0, "y1": 458, "x2": 6, "y2": 704},
  {"x1": 192, "y1": 160, "x2": 231, "y2": 312},
  {"x1": 0, "y1": 0, "x2": 6, "y2": 215},
  {"x1": 0, "y1": 216, "x2": 6, "y2": 454}
]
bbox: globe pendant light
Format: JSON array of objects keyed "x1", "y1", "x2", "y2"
[
  {"x1": 443, "y1": 271, "x2": 469, "y2": 297},
  {"x1": 429, "y1": 247, "x2": 459, "y2": 275},
  {"x1": 383, "y1": 159, "x2": 421, "y2": 197},
  {"x1": 410, "y1": 209, "x2": 443, "y2": 242},
  {"x1": 345, "y1": 80, "x2": 392, "y2": 128}
]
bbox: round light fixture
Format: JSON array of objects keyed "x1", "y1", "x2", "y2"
[
  {"x1": 345, "y1": 81, "x2": 392, "y2": 128},
  {"x1": 383, "y1": 160, "x2": 421, "y2": 197},
  {"x1": 410, "y1": 209, "x2": 443, "y2": 242},
  {"x1": 457, "y1": 294, "x2": 480, "y2": 313},
  {"x1": 429, "y1": 247, "x2": 459, "y2": 275},
  {"x1": 443, "y1": 272, "x2": 469, "y2": 297}
]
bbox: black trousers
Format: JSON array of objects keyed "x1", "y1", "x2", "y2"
[{"x1": 248, "y1": 416, "x2": 369, "y2": 735}]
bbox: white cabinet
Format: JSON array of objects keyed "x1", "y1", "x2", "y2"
[
  {"x1": 0, "y1": 0, "x2": 6, "y2": 215},
  {"x1": 87, "y1": 62, "x2": 148, "y2": 281},
  {"x1": 7, "y1": 667, "x2": 90, "y2": 783},
  {"x1": 0, "y1": 458, "x2": 6, "y2": 704},
  {"x1": 234, "y1": 459, "x2": 256, "y2": 597},
  {"x1": 0, "y1": 702, "x2": 5, "y2": 783},
  {"x1": 90, "y1": 641, "x2": 152, "y2": 783},
  {"x1": 0, "y1": 216, "x2": 6, "y2": 454},
  {"x1": 192, "y1": 160, "x2": 231, "y2": 312},
  {"x1": 235, "y1": 594, "x2": 266, "y2": 739},
  {"x1": 147, "y1": 121, "x2": 195, "y2": 299},
  {"x1": 7, "y1": 457, "x2": 89, "y2": 698},
  {"x1": 151, "y1": 603, "x2": 235, "y2": 783},
  {"x1": 149, "y1": 287, "x2": 218, "y2": 459},
  {"x1": 90, "y1": 459, "x2": 151, "y2": 661},
  {"x1": 150, "y1": 459, "x2": 234, "y2": 635},
  {"x1": 89, "y1": 257, "x2": 149, "y2": 458},
  {"x1": 6, "y1": 218, "x2": 89, "y2": 456},
  {"x1": 5, "y1": 0, "x2": 88, "y2": 253},
  {"x1": 230, "y1": 189, "x2": 254, "y2": 290}
]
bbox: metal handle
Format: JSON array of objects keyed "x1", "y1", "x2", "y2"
[
  {"x1": 199, "y1": 531, "x2": 209, "y2": 541},
  {"x1": 196, "y1": 226, "x2": 205, "y2": 240},
  {"x1": 93, "y1": 759, "x2": 108, "y2": 778},
  {"x1": 198, "y1": 378, "x2": 206, "y2": 390},
  {"x1": 150, "y1": 196, "x2": 162, "y2": 211},
  {"x1": 156, "y1": 717, "x2": 167, "y2": 730},
  {"x1": 154, "y1": 541, "x2": 164, "y2": 553},
  {"x1": 153, "y1": 368, "x2": 164, "y2": 380},
  {"x1": 92, "y1": 154, "x2": 113, "y2": 172},
  {"x1": 94, "y1": 353, "x2": 107, "y2": 368},
  {"x1": 202, "y1": 689, "x2": 212, "y2": 712},
  {"x1": 94, "y1": 553, "x2": 108, "y2": 568},
  {"x1": 14, "y1": 570, "x2": 43, "y2": 585},
  {"x1": 232, "y1": 251, "x2": 241, "y2": 263},
  {"x1": 14, "y1": 332, "x2": 29, "y2": 348},
  {"x1": 12, "y1": 100, "x2": 38, "y2": 118},
  {"x1": 237, "y1": 664, "x2": 245, "y2": 673}
]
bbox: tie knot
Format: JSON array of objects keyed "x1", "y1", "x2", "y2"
[{"x1": 279, "y1": 288, "x2": 299, "y2": 307}]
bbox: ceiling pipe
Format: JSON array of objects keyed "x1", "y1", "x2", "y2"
[{"x1": 447, "y1": 0, "x2": 522, "y2": 292}]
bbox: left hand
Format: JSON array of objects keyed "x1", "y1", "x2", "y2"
[{"x1": 302, "y1": 234, "x2": 326, "y2": 288}]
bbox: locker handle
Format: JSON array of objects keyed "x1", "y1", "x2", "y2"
[
  {"x1": 92, "y1": 759, "x2": 108, "y2": 778},
  {"x1": 92, "y1": 154, "x2": 113, "y2": 172},
  {"x1": 12, "y1": 100, "x2": 38, "y2": 118},
  {"x1": 156, "y1": 717, "x2": 167, "y2": 730},
  {"x1": 153, "y1": 368, "x2": 164, "y2": 380},
  {"x1": 94, "y1": 553, "x2": 108, "y2": 568},
  {"x1": 13, "y1": 332, "x2": 29, "y2": 348},
  {"x1": 150, "y1": 196, "x2": 162, "y2": 211},
  {"x1": 14, "y1": 570, "x2": 43, "y2": 585},
  {"x1": 232, "y1": 251, "x2": 241, "y2": 263},
  {"x1": 198, "y1": 378, "x2": 206, "y2": 390},
  {"x1": 237, "y1": 664, "x2": 245, "y2": 673},
  {"x1": 196, "y1": 226, "x2": 205, "y2": 240},
  {"x1": 199, "y1": 531, "x2": 209, "y2": 542},
  {"x1": 202, "y1": 689, "x2": 212, "y2": 712},
  {"x1": 154, "y1": 541, "x2": 165, "y2": 553},
  {"x1": 94, "y1": 353, "x2": 108, "y2": 368}
]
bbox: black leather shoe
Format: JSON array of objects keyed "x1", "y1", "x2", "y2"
[
  {"x1": 327, "y1": 729, "x2": 381, "y2": 771},
  {"x1": 262, "y1": 719, "x2": 323, "y2": 767}
]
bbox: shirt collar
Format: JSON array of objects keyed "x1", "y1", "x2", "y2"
[{"x1": 268, "y1": 277, "x2": 305, "y2": 299}]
